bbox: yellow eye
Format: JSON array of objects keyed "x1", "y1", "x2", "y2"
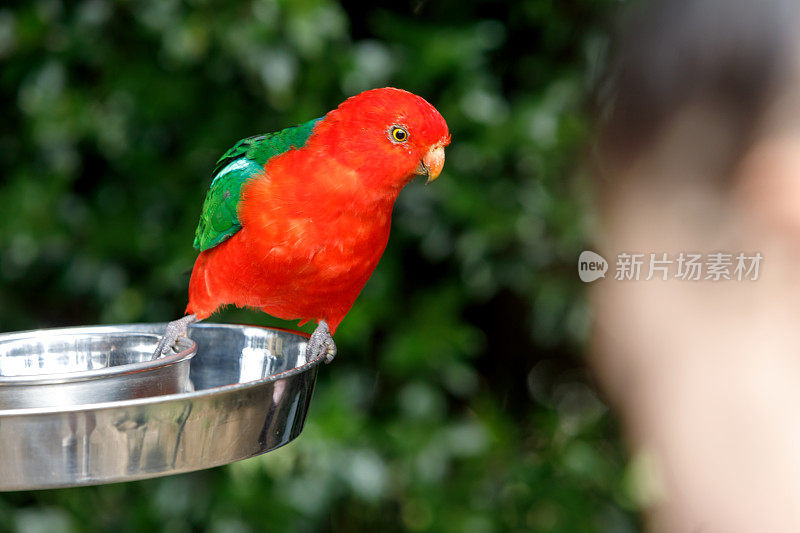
[{"x1": 390, "y1": 126, "x2": 409, "y2": 143}]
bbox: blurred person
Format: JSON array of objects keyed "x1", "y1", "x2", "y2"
[{"x1": 591, "y1": 0, "x2": 800, "y2": 530}]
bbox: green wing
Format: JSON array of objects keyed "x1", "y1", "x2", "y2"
[{"x1": 193, "y1": 117, "x2": 321, "y2": 251}]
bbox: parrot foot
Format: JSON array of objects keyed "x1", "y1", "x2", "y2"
[
  {"x1": 153, "y1": 314, "x2": 199, "y2": 360},
  {"x1": 306, "y1": 319, "x2": 337, "y2": 364}
]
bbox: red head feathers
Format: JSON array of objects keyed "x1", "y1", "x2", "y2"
[{"x1": 308, "y1": 87, "x2": 451, "y2": 190}]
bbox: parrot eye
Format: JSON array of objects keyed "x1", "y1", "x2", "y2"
[{"x1": 389, "y1": 126, "x2": 409, "y2": 143}]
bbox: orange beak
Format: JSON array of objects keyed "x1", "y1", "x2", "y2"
[{"x1": 416, "y1": 144, "x2": 447, "y2": 183}]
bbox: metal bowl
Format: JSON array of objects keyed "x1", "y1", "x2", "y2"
[
  {"x1": 0, "y1": 323, "x2": 322, "y2": 490},
  {"x1": 0, "y1": 330, "x2": 196, "y2": 409}
]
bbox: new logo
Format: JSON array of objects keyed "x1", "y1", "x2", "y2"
[{"x1": 578, "y1": 251, "x2": 608, "y2": 283}]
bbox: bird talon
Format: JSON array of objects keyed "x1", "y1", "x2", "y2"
[
  {"x1": 153, "y1": 314, "x2": 198, "y2": 360},
  {"x1": 306, "y1": 319, "x2": 337, "y2": 364},
  {"x1": 324, "y1": 343, "x2": 337, "y2": 364}
]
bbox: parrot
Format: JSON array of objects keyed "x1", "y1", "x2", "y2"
[{"x1": 154, "y1": 87, "x2": 450, "y2": 362}]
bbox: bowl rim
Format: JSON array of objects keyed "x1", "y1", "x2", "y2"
[
  {"x1": 0, "y1": 332, "x2": 196, "y2": 385},
  {"x1": 0, "y1": 323, "x2": 323, "y2": 417}
]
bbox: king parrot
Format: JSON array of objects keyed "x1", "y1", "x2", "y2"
[{"x1": 154, "y1": 87, "x2": 450, "y2": 362}]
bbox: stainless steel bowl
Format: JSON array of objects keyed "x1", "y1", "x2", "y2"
[
  {"x1": 0, "y1": 323, "x2": 322, "y2": 490},
  {"x1": 0, "y1": 330, "x2": 196, "y2": 409}
]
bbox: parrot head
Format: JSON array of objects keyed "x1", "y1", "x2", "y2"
[{"x1": 312, "y1": 87, "x2": 451, "y2": 189}]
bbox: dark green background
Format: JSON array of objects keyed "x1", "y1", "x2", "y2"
[{"x1": 0, "y1": 1, "x2": 638, "y2": 531}]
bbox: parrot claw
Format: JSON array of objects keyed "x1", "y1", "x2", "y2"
[
  {"x1": 306, "y1": 319, "x2": 337, "y2": 364},
  {"x1": 153, "y1": 314, "x2": 198, "y2": 360}
]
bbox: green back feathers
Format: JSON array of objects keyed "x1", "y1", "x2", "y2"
[
  {"x1": 192, "y1": 118, "x2": 320, "y2": 251},
  {"x1": 211, "y1": 118, "x2": 320, "y2": 178}
]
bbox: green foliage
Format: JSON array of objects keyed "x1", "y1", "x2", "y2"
[{"x1": 0, "y1": 0, "x2": 637, "y2": 531}]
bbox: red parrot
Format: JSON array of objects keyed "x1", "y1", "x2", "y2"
[{"x1": 155, "y1": 87, "x2": 450, "y2": 361}]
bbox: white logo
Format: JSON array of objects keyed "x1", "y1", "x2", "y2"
[{"x1": 578, "y1": 251, "x2": 608, "y2": 283}]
